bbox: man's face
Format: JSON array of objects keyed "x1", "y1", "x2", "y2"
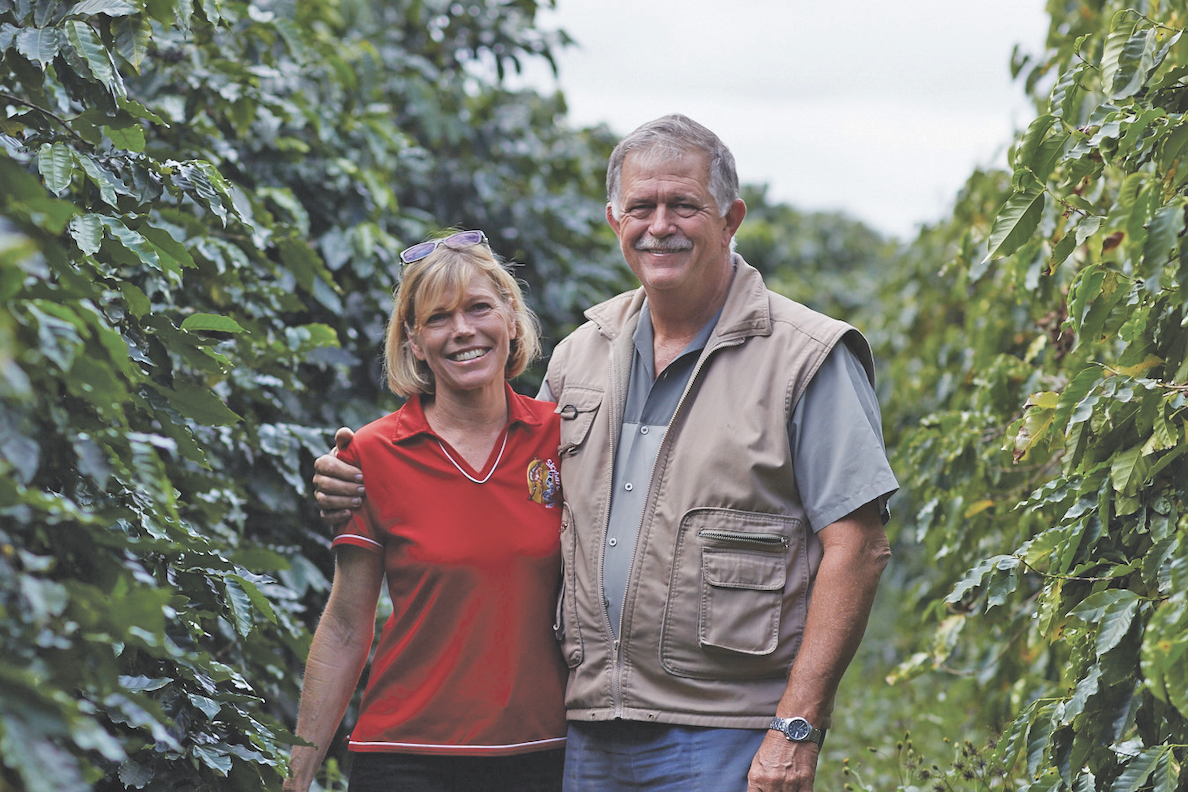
[{"x1": 607, "y1": 149, "x2": 744, "y2": 301}]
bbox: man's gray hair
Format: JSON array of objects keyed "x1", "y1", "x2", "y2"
[{"x1": 606, "y1": 114, "x2": 740, "y2": 220}]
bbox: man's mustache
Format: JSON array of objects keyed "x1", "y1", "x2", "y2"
[{"x1": 634, "y1": 235, "x2": 693, "y2": 252}]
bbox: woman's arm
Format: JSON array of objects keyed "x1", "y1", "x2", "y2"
[{"x1": 284, "y1": 545, "x2": 383, "y2": 792}]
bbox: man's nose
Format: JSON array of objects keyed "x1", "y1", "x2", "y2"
[{"x1": 648, "y1": 205, "x2": 676, "y2": 235}]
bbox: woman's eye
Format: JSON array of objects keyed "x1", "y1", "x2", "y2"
[{"x1": 425, "y1": 313, "x2": 449, "y2": 325}]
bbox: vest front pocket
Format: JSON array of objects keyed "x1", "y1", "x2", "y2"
[
  {"x1": 660, "y1": 508, "x2": 805, "y2": 680},
  {"x1": 699, "y1": 546, "x2": 786, "y2": 655}
]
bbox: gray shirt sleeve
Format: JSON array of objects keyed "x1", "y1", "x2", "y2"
[
  {"x1": 536, "y1": 379, "x2": 555, "y2": 402},
  {"x1": 789, "y1": 343, "x2": 899, "y2": 531}
]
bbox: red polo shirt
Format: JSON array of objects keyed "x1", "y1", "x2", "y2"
[{"x1": 332, "y1": 385, "x2": 567, "y2": 756}]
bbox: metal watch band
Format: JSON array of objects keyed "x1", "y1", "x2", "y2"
[{"x1": 768, "y1": 716, "x2": 826, "y2": 747}]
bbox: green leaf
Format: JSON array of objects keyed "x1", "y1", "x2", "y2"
[
  {"x1": 1055, "y1": 367, "x2": 1103, "y2": 432},
  {"x1": 1027, "y1": 706, "x2": 1055, "y2": 779},
  {"x1": 1111, "y1": 747, "x2": 1167, "y2": 792},
  {"x1": 117, "y1": 97, "x2": 166, "y2": 126},
  {"x1": 148, "y1": 382, "x2": 242, "y2": 426},
  {"x1": 228, "y1": 573, "x2": 277, "y2": 625},
  {"x1": 1050, "y1": 61, "x2": 1087, "y2": 119},
  {"x1": 63, "y1": 19, "x2": 124, "y2": 96},
  {"x1": 111, "y1": 14, "x2": 150, "y2": 70},
  {"x1": 1151, "y1": 749, "x2": 1176, "y2": 792},
  {"x1": 101, "y1": 219, "x2": 164, "y2": 275},
  {"x1": 984, "y1": 189, "x2": 1045, "y2": 262},
  {"x1": 15, "y1": 25, "x2": 62, "y2": 66},
  {"x1": 1142, "y1": 198, "x2": 1185, "y2": 273},
  {"x1": 1013, "y1": 392, "x2": 1059, "y2": 462},
  {"x1": 192, "y1": 744, "x2": 232, "y2": 776},
  {"x1": 103, "y1": 122, "x2": 145, "y2": 153},
  {"x1": 181, "y1": 313, "x2": 246, "y2": 334},
  {"x1": 178, "y1": 162, "x2": 228, "y2": 224},
  {"x1": 1073, "y1": 589, "x2": 1138, "y2": 623},
  {"x1": 139, "y1": 224, "x2": 194, "y2": 271},
  {"x1": 224, "y1": 577, "x2": 253, "y2": 637},
  {"x1": 118, "y1": 676, "x2": 171, "y2": 693},
  {"x1": 1110, "y1": 445, "x2": 1148, "y2": 495},
  {"x1": 37, "y1": 142, "x2": 74, "y2": 195},
  {"x1": 25, "y1": 303, "x2": 84, "y2": 372},
  {"x1": 75, "y1": 154, "x2": 125, "y2": 208},
  {"x1": 1014, "y1": 115, "x2": 1056, "y2": 172},
  {"x1": 1096, "y1": 591, "x2": 1140, "y2": 655},
  {"x1": 1105, "y1": 27, "x2": 1159, "y2": 100},
  {"x1": 119, "y1": 281, "x2": 150, "y2": 317},
  {"x1": 277, "y1": 235, "x2": 326, "y2": 292},
  {"x1": 1100, "y1": 21, "x2": 1139, "y2": 97},
  {"x1": 68, "y1": 213, "x2": 103, "y2": 255},
  {"x1": 68, "y1": 0, "x2": 137, "y2": 16}
]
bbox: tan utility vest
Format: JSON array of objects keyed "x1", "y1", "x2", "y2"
[{"x1": 545, "y1": 258, "x2": 874, "y2": 728}]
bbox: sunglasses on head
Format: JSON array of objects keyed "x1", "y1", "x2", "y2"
[{"x1": 399, "y1": 230, "x2": 489, "y2": 266}]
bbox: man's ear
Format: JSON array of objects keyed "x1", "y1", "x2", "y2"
[
  {"x1": 724, "y1": 198, "x2": 746, "y2": 238},
  {"x1": 606, "y1": 203, "x2": 622, "y2": 237}
]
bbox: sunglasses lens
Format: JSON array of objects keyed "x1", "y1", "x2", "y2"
[
  {"x1": 400, "y1": 241, "x2": 437, "y2": 264},
  {"x1": 399, "y1": 231, "x2": 487, "y2": 267},
  {"x1": 445, "y1": 230, "x2": 485, "y2": 248}
]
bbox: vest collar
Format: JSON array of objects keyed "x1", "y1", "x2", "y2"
[{"x1": 584, "y1": 254, "x2": 772, "y2": 345}]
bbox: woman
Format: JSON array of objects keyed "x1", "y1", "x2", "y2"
[{"x1": 285, "y1": 231, "x2": 567, "y2": 792}]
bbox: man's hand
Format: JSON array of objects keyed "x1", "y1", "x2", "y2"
[
  {"x1": 312, "y1": 427, "x2": 363, "y2": 526},
  {"x1": 747, "y1": 732, "x2": 818, "y2": 791}
]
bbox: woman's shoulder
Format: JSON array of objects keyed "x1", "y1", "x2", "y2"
[
  {"x1": 510, "y1": 389, "x2": 559, "y2": 424},
  {"x1": 341, "y1": 403, "x2": 416, "y2": 463}
]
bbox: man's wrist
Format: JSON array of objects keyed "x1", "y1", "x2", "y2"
[{"x1": 768, "y1": 715, "x2": 826, "y2": 747}]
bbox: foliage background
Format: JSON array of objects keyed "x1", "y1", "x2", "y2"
[{"x1": 2, "y1": 0, "x2": 1186, "y2": 790}]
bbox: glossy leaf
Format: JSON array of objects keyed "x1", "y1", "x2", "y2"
[
  {"x1": 983, "y1": 189, "x2": 1045, "y2": 262},
  {"x1": 68, "y1": 0, "x2": 137, "y2": 17},
  {"x1": 180, "y1": 313, "x2": 246, "y2": 334},
  {"x1": 36, "y1": 142, "x2": 73, "y2": 195}
]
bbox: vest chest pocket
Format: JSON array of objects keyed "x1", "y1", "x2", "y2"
[
  {"x1": 699, "y1": 543, "x2": 786, "y2": 655},
  {"x1": 554, "y1": 388, "x2": 602, "y2": 458}
]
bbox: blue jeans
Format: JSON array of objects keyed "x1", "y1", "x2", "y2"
[{"x1": 562, "y1": 721, "x2": 765, "y2": 792}]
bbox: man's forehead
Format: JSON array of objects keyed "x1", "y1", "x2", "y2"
[{"x1": 619, "y1": 149, "x2": 711, "y2": 193}]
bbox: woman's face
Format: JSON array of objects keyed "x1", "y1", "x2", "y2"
[{"x1": 408, "y1": 271, "x2": 516, "y2": 402}]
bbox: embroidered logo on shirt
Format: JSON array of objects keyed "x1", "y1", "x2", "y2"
[{"x1": 526, "y1": 457, "x2": 561, "y2": 508}]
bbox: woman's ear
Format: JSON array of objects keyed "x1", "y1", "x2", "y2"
[{"x1": 406, "y1": 324, "x2": 426, "y2": 361}]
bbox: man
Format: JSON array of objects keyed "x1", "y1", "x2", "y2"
[{"x1": 314, "y1": 114, "x2": 897, "y2": 792}]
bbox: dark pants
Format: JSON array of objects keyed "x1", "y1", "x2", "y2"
[{"x1": 347, "y1": 749, "x2": 564, "y2": 792}]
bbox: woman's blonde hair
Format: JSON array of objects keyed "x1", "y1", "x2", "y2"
[{"x1": 384, "y1": 239, "x2": 540, "y2": 397}]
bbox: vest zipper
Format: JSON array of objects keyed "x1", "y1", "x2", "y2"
[
  {"x1": 698, "y1": 529, "x2": 790, "y2": 548},
  {"x1": 610, "y1": 332, "x2": 746, "y2": 717}
]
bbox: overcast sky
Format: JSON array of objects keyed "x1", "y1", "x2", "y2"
[{"x1": 513, "y1": 0, "x2": 1051, "y2": 240}]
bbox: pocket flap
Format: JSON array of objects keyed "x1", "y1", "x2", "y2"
[
  {"x1": 555, "y1": 389, "x2": 603, "y2": 454},
  {"x1": 703, "y1": 549, "x2": 786, "y2": 591}
]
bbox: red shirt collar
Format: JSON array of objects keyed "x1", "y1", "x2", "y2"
[{"x1": 389, "y1": 382, "x2": 541, "y2": 443}]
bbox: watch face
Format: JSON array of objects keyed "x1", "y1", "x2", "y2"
[{"x1": 787, "y1": 718, "x2": 812, "y2": 741}]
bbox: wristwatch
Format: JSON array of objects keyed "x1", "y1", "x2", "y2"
[{"x1": 768, "y1": 716, "x2": 826, "y2": 747}]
